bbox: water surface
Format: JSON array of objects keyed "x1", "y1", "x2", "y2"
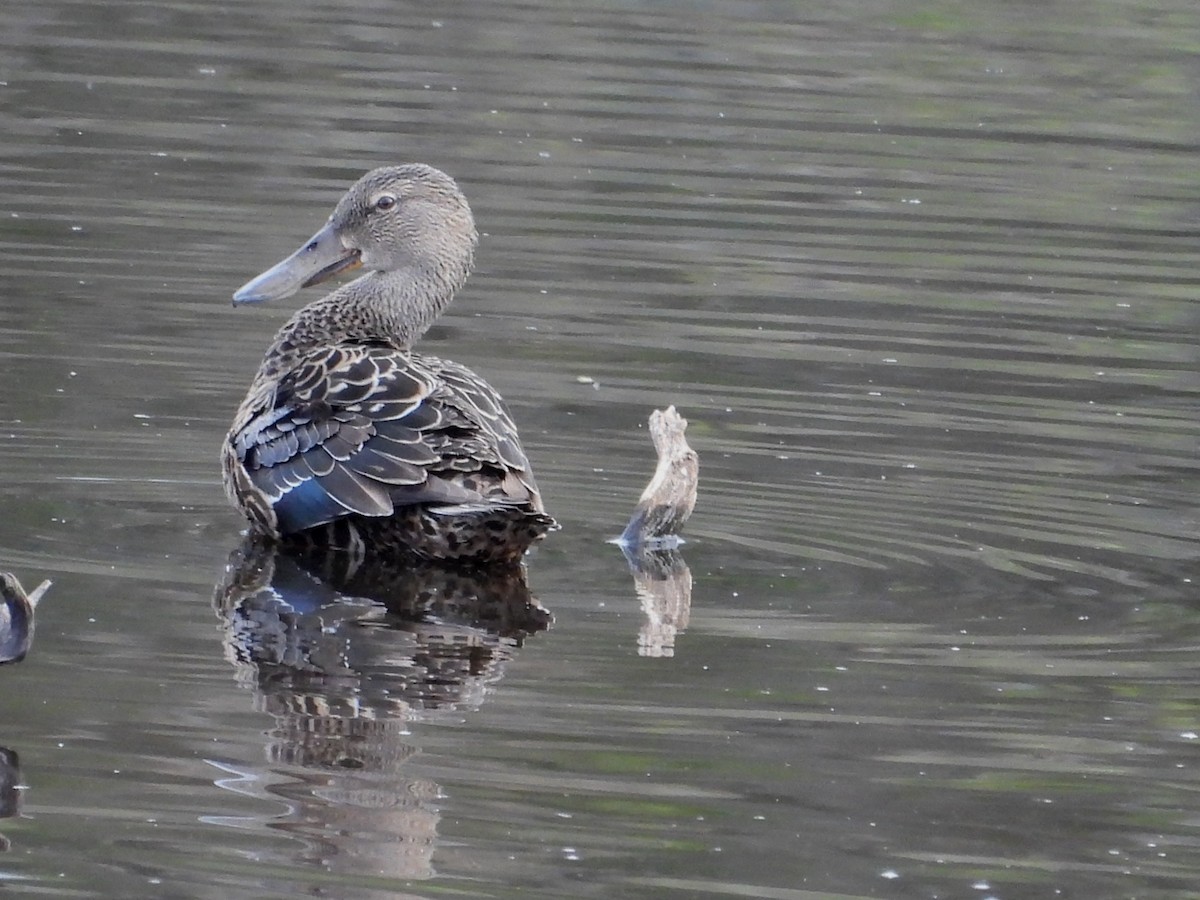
[{"x1": 0, "y1": 0, "x2": 1198, "y2": 897}]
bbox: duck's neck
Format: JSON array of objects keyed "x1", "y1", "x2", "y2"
[
  {"x1": 260, "y1": 260, "x2": 471, "y2": 376},
  {"x1": 328, "y1": 263, "x2": 466, "y2": 348}
]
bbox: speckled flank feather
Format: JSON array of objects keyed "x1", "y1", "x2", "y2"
[{"x1": 223, "y1": 165, "x2": 555, "y2": 564}]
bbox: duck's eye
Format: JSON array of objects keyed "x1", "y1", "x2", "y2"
[{"x1": 374, "y1": 194, "x2": 397, "y2": 211}]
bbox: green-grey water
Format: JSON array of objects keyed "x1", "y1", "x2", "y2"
[{"x1": 0, "y1": 1, "x2": 1197, "y2": 897}]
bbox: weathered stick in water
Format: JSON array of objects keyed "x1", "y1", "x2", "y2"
[{"x1": 620, "y1": 406, "x2": 698, "y2": 546}]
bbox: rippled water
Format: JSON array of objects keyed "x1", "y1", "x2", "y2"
[{"x1": 0, "y1": 0, "x2": 1198, "y2": 897}]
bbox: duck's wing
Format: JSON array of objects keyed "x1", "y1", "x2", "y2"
[
  {"x1": 229, "y1": 345, "x2": 533, "y2": 535},
  {"x1": 420, "y1": 356, "x2": 543, "y2": 508}
]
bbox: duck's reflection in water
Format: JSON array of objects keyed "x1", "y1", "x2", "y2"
[
  {"x1": 619, "y1": 541, "x2": 692, "y2": 658},
  {"x1": 0, "y1": 747, "x2": 22, "y2": 852},
  {"x1": 0, "y1": 748, "x2": 23, "y2": 854},
  {"x1": 212, "y1": 537, "x2": 551, "y2": 880}
]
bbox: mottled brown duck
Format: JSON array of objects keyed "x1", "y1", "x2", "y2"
[{"x1": 223, "y1": 165, "x2": 555, "y2": 564}]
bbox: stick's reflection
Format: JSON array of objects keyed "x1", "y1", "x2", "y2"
[
  {"x1": 620, "y1": 542, "x2": 692, "y2": 658},
  {"x1": 212, "y1": 537, "x2": 550, "y2": 880}
]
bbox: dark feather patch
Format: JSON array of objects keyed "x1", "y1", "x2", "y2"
[
  {"x1": 309, "y1": 465, "x2": 392, "y2": 519},
  {"x1": 346, "y1": 446, "x2": 425, "y2": 485},
  {"x1": 273, "y1": 477, "x2": 351, "y2": 534}
]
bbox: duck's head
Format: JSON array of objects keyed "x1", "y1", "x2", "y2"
[{"x1": 233, "y1": 164, "x2": 478, "y2": 305}]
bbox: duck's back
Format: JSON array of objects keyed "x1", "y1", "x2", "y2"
[{"x1": 223, "y1": 343, "x2": 554, "y2": 564}]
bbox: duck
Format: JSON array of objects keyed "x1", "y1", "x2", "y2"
[
  {"x1": 0, "y1": 572, "x2": 50, "y2": 665},
  {"x1": 222, "y1": 164, "x2": 555, "y2": 565}
]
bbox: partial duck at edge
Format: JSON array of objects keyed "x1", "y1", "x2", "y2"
[{"x1": 222, "y1": 164, "x2": 555, "y2": 565}]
